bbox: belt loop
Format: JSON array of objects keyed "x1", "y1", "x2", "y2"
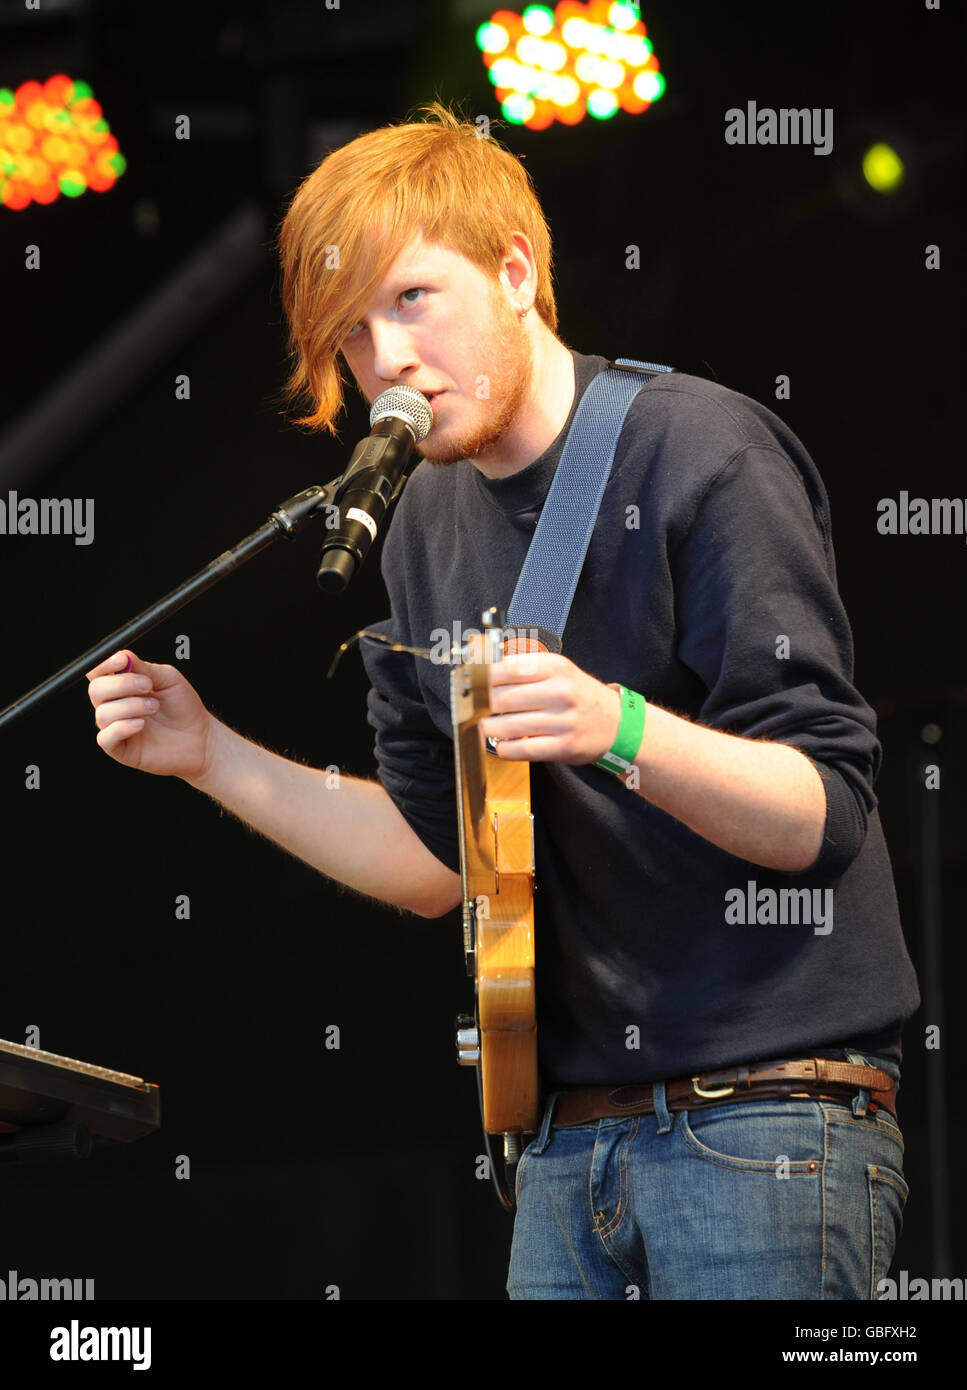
[
  {"x1": 532, "y1": 1092, "x2": 560, "y2": 1153},
  {"x1": 846, "y1": 1050, "x2": 871, "y2": 1117},
  {"x1": 653, "y1": 1079, "x2": 673, "y2": 1134}
]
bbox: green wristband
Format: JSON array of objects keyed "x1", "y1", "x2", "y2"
[{"x1": 595, "y1": 685, "x2": 646, "y2": 775}]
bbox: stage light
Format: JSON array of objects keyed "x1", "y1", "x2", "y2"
[
  {"x1": 522, "y1": 4, "x2": 555, "y2": 35},
  {"x1": 633, "y1": 69, "x2": 665, "y2": 102},
  {"x1": 862, "y1": 142, "x2": 905, "y2": 193},
  {"x1": 587, "y1": 89, "x2": 618, "y2": 119},
  {"x1": 476, "y1": 21, "x2": 511, "y2": 55},
  {"x1": 501, "y1": 92, "x2": 536, "y2": 124},
  {"x1": 609, "y1": 2, "x2": 639, "y2": 31},
  {"x1": 0, "y1": 75, "x2": 125, "y2": 211},
  {"x1": 478, "y1": 1, "x2": 664, "y2": 130}
]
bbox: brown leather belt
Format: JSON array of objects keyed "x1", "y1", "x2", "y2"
[{"x1": 552, "y1": 1058, "x2": 897, "y2": 1127}]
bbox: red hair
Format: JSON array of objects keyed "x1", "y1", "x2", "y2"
[{"x1": 278, "y1": 101, "x2": 558, "y2": 436}]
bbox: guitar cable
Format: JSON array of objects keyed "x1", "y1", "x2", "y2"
[
  {"x1": 326, "y1": 627, "x2": 446, "y2": 681},
  {"x1": 475, "y1": 1041, "x2": 519, "y2": 1214}
]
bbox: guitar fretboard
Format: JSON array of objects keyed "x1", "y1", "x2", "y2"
[{"x1": 0, "y1": 1038, "x2": 150, "y2": 1091}]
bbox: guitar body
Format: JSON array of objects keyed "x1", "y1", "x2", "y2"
[{"x1": 451, "y1": 617, "x2": 539, "y2": 1139}]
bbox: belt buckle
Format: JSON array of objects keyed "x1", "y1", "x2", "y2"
[{"x1": 691, "y1": 1074, "x2": 735, "y2": 1099}]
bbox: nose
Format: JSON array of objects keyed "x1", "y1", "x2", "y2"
[{"x1": 369, "y1": 318, "x2": 419, "y2": 383}]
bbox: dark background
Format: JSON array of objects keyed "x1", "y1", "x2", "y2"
[{"x1": 0, "y1": 0, "x2": 962, "y2": 1306}]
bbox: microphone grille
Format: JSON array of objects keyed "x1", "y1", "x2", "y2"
[{"x1": 370, "y1": 386, "x2": 433, "y2": 442}]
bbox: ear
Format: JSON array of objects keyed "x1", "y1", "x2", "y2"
[{"x1": 498, "y1": 231, "x2": 537, "y2": 307}]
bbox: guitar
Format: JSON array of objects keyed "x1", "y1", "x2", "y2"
[
  {"x1": 0, "y1": 1036, "x2": 160, "y2": 1158},
  {"x1": 450, "y1": 607, "x2": 540, "y2": 1207}
]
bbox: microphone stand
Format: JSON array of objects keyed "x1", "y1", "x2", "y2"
[{"x1": 0, "y1": 476, "x2": 364, "y2": 731}]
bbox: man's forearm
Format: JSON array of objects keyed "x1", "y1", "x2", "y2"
[
  {"x1": 187, "y1": 720, "x2": 461, "y2": 917},
  {"x1": 626, "y1": 700, "x2": 826, "y2": 872}
]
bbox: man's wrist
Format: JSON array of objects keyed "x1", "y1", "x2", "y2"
[
  {"x1": 187, "y1": 717, "x2": 231, "y2": 794},
  {"x1": 595, "y1": 684, "x2": 647, "y2": 775}
]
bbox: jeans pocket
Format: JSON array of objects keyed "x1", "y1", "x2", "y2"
[
  {"x1": 869, "y1": 1163, "x2": 909, "y2": 1298},
  {"x1": 678, "y1": 1102, "x2": 824, "y2": 1173}
]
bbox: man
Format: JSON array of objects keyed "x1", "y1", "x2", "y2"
[{"x1": 88, "y1": 104, "x2": 919, "y2": 1299}]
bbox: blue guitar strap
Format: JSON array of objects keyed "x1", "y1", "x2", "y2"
[{"x1": 505, "y1": 357, "x2": 675, "y2": 646}]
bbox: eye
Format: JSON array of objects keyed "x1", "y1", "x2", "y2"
[{"x1": 399, "y1": 287, "x2": 425, "y2": 307}]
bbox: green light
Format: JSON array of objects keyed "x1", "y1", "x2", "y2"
[
  {"x1": 107, "y1": 152, "x2": 126, "y2": 176},
  {"x1": 522, "y1": 5, "x2": 554, "y2": 37},
  {"x1": 476, "y1": 21, "x2": 509, "y2": 54},
  {"x1": 0, "y1": 88, "x2": 14, "y2": 110},
  {"x1": 610, "y1": 2, "x2": 639, "y2": 30},
  {"x1": 862, "y1": 142, "x2": 904, "y2": 193},
  {"x1": 59, "y1": 173, "x2": 86, "y2": 196},
  {"x1": 587, "y1": 89, "x2": 618, "y2": 119},
  {"x1": 69, "y1": 80, "x2": 93, "y2": 104},
  {"x1": 634, "y1": 70, "x2": 665, "y2": 101},
  {"x1": 501, "y1": 93, "x2": 534, "y2": 124}
]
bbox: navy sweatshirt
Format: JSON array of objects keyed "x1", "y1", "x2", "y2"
[{"x1": 359, "y1": 350, "x2": 920, "y2": 1088}]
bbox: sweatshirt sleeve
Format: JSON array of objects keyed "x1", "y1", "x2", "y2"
[
  {"x1": 671, "y1": 441, "x2": 880, "y2": 883},
  {"x1": 359, "y1": 616, "x2": 461, "y2": 875},
  {"x1": 356, "y1": 460, "x2": 464, "y2": 890}
]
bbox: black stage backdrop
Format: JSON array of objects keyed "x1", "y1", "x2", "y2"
[{"x1": 0, "y1": 0, "x2": 962, "y2": 1339}]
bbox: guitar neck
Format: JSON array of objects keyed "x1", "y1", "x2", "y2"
[{"x1": 0, "y1": 1037, "x2": 160, "y2": 1142}]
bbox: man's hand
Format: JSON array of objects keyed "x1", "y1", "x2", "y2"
[
  {"x1": 87, "y1": 649, "x2": 217, "y2": 781},
  {"x1": 479, "y1": 653, "x2": 621, "y2": 764}
]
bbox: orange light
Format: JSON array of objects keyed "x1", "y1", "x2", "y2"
[
  {"x1": 2, "y1": 181, "x2": 31, "y2": 209},
  {"x1": 555, "y1": 99, "x2": 585, "y2": 125},
  {"x1": 0, "y1": 75, "x2": 125, "y2": 210},
  {"x1": 43, "y1": 74, "x2": 74, "y2": 105},
  {"x1": 491, "y1": 8, "x2": 526, "y2": 34},
  {"x1": 14, "y1": 81, "x2": 43, "y2": 106},
  {"x1": 524, "y1": 101, "x2": 556, "y2": 129}
]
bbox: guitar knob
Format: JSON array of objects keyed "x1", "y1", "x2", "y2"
[{"x1": 455, "y1": 1020, "x2": 480, "y2": 1066}]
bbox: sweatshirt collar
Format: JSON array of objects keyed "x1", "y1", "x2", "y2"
[{"x1": 469, "y1": 350, "x2": 608, "y2": 517}]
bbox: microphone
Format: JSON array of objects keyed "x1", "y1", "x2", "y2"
[{"x1": 316, "y1": 385, "x2": 433, "y2": 594}]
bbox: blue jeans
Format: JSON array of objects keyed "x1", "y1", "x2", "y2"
[{"x1": 507, "y1": 1052, "x2": 907, "y2": 1300}]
